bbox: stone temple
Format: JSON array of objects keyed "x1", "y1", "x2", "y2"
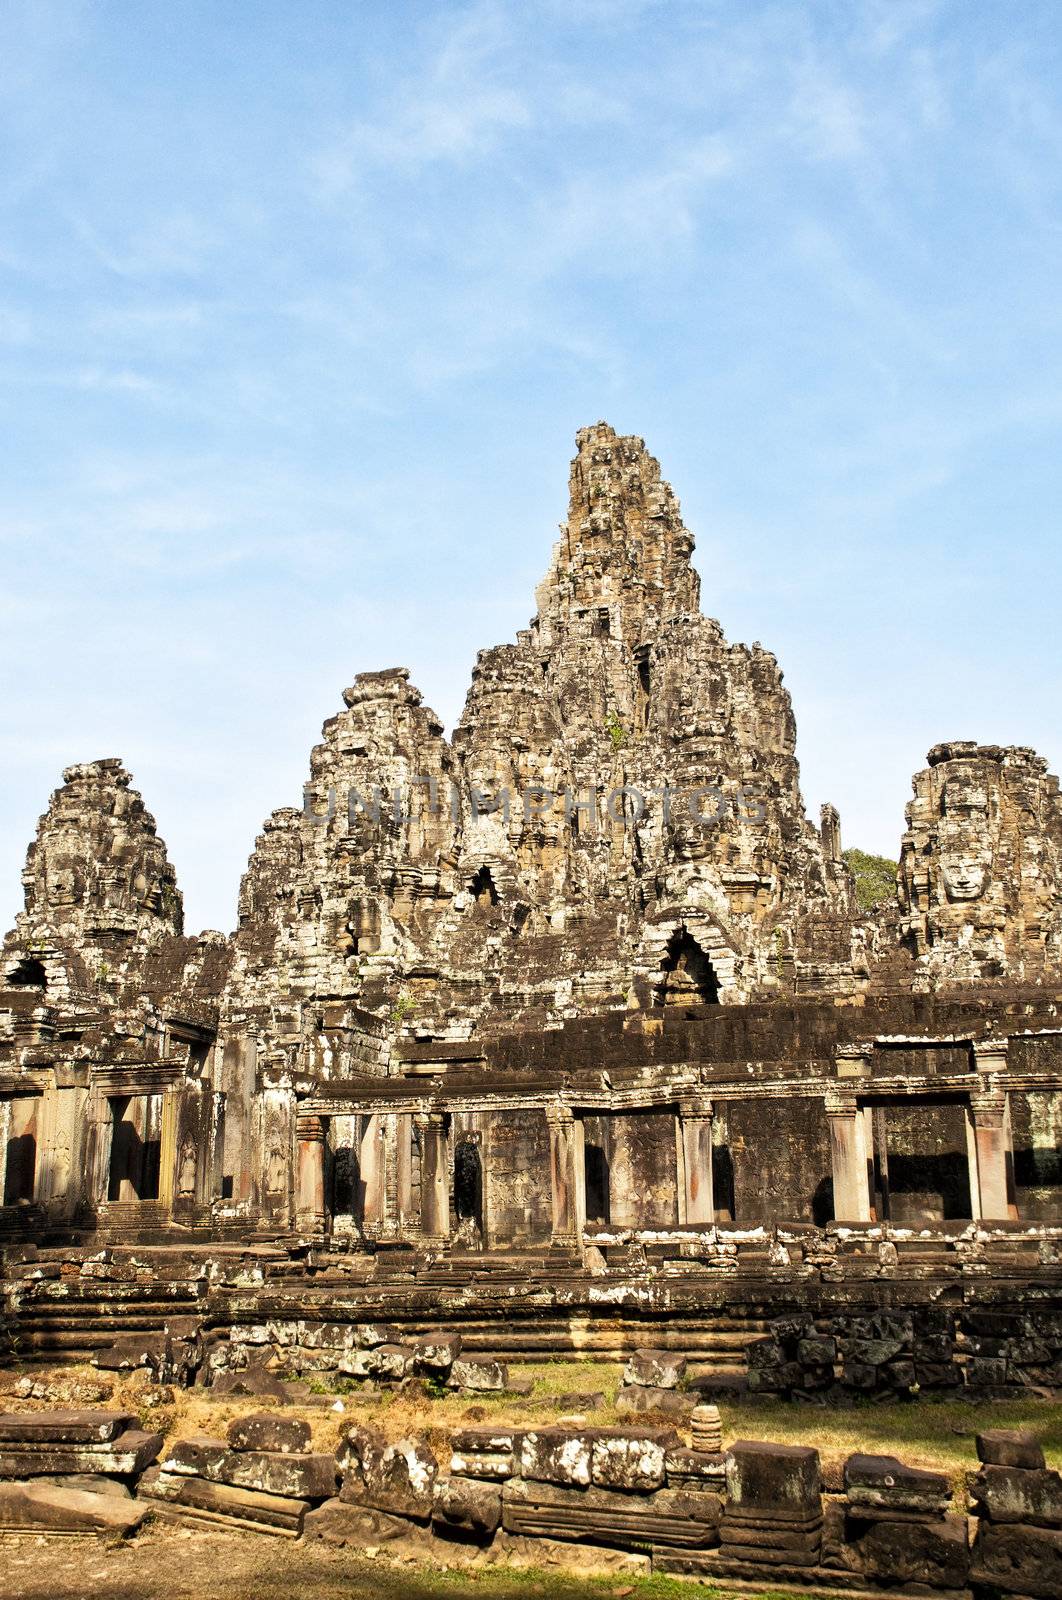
[{"x1": 1, "y1": 424, "x2": 1060, "y2": 1396}]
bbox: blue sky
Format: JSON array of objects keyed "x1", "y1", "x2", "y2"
[{"x1": 1, "y1": 0, "x2": 1060, "y2": 934}]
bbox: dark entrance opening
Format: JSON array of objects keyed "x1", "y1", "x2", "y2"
[
  {"x1": 655, "y1": 930, "x2": 720, "y2": 1006},
  {"x1": 454, "y1": 1137, "x2": 483, "y2": 1232},
  {"x1": 8, "y1": 958, "x2": 46, "y2": 990},
  {"x1": 470, "y1": 867, "x2": 499, "y2": 909},
  {"x1": 584, "y1": 1142, "x2": 610, "y2": 1223},
  {"x1": 3, "y1": 1119, "x2": 36, "y2": 1205},
  {"x1": 107, "y1": 1095, "x2": 162, "y2": 1202}
]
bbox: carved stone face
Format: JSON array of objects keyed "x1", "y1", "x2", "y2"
[{"x1": 939, "y1": 849, "x2": 990, "y2": 901}]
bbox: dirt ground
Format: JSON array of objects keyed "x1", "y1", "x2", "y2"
[{"x1": 0, "y1": 1525, "x2": 753, "y2": 1600}]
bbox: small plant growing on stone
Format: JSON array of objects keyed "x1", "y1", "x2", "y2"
[
  {"x1": 392, "y1": 991, "x2": 416, "y2": 1027},
  {"x1": 605, "y1": 708, "x2": 627, "y2": 749}
]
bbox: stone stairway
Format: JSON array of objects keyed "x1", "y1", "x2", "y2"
[{"x1": 9, "y1": 1259, "x2": 207, "y2": 1364}]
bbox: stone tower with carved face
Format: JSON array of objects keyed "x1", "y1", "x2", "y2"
[{"x1": 898, "y1": 741, "x2": 1062, "y2": 982}]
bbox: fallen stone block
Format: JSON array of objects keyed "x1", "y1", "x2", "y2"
[
  {"x1": 501, "y1": 1478, "x2": 722, "y2": 1550},
  {"x1": 726, "y1": 1439, "x2": 822, "y2": 1517},
  {"x1": 0, "y1": 1409, "x2": 134, "y2": 1444},
  {"x1": 51, "y1": 1474, "x2": 132, "y2": 1499},
  {"x1": 971, "y1": 1464, "x2": 1062, "y2": 1527},
  {"x1": 854, "y1": 1512, "x2": 970, "y2": 1589},
  {"x1": 449, "y1": 1357, "x2": 508, "y2": 1392},
  {"x1": 303, "y1": 1496, "x2": 433, "y2": 1552},
  {"x1": 211, "y1": 1366, "x2": 290, "y2": 1400},
  {"x1": 622, "y1": 1349, "x2": 687, "y2": 1389},
  {"x1": 589, "y1": 1429, "x2": 677, "y2": 1492},
  {"x1": 412, "y1": 1335, "x2": 462, "y2": 1376},
  {"x1": 977, "y1": 1427, "x2": 1047, "y2": 1470},
  {"x1": 666, "y1": 1447, "x2": 727, "y2": 1489},
  {"x1": 227, "y1": 1414, "x2": 311, "y2": 1454},
  {"x1": 0, "y1": 1428, "x2": 162, "y2": 1479},
  {"x1": 162, "y1": 1437, "x2": 337, "y2": 1500},
  {"x1": 0, "y1": 1479, "x2": 149, "y2": 1536},
  {"x1": 973, "y1": 1520, "x2": 1062, "y2": 1598},
  {"x1": 519, "y1": 1428, "x2": 591, "y2": 1487},
  {"x1": 340, "y1": 1435, "x2": 437, "y2": 1520},
  {"x1": 450, "y1": 1428, "x2": 516, "y2": 1482},
  {"x1": 844, "y1": 1452, "x2": 951, "y2": 1516},
  {"x1": 615, "y1": 1385, "x2": 692, "y2": 1417},
  {"x1": 140, "y1": 1466, "x2": 307, "y2": 1536},
  {"x1": 338, "y1": 1342, "x2": 414, "y2": 1381},
  {"x1": 432, "y1": 1475, "x2": 502, "y2": 1536}
]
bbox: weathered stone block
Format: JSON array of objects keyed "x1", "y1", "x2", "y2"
[
  {"x1": 615, "y1": 1385, "x2": 692, "y2": 1417},
  {"x1": 622, "y1": 1349, "x2": 687, "y2": 1389},
  {"x1": 966, "y1": 1355, "x2": 1009, "y2": 1387},
  {"x1": 0, "y1": 1479, "x2": 148, "y2": 1536},
  {"x1": 449, "y1": 1357, "x2": 509, "y2": 1392},
  {"x1": 797, "y1": 1335, "x2": 836, "y2": 1366},
  {"x1": 162, "y1": 1438, "x2": 336, "y2": 1501},
  {"x1": 589, "y1": 1430, "x2": 675, "y2": 1492},
  {"x1": 450, "y1": 1428, "x2": 516, "y2": 1481},
  {"x1": 412, "y1": 1335, "x2": 462, "y2": 1376},
  {"x1": 665, "y1": 1447, "x2": 727, "y2": 1489},
  {"x1": 0, "y1": 1428, "x2": 162, "y2": 1479},
  {"x1": 519, "y1": 1428, "x2": 591, "y2": 1487},
  {"x1": 338, "y1": 1342, "x2": 413, "y2": 1380},
  {"x1": 303, "y1": 1496, "x2": 433, "y2": 1552},
  {"x1": 227, "y1": 1414, "x2": 311, "y2": 1454},
  {"x1": 726, "y1": 1440, "x2": 821, "y2": 1517},
  {"x1": 340, "y1": 1435, "x2": 437, "y2": 1520},
  {"x1": 977, "y1": 1428, "x2": 1046, "y2": 1470},
  {"x1": 855, "y1": 1512, "x2": 969, "y2": 1588},
  {"x1": 501, "y1": 1478, "x2": 721, "y2": 1549},
  {"x1": 432, "y1": 1475, "x2": 502, "y2": 1535},
  {"x1": 973, "y1": 1520, "x2": 1062, "y2": 1598},
  {"x1": 844, "y1": 1452, "x2": 951, "y2": 1515},
  {"x1": 971, "y1": 1465, "x2": 1062, "y2": 1527},
  {"x1": 142, "y1": 1467, "x2": 308, "y2": 1535},
  {"x1": 0, "y1": 1409, "x2": 134, "y2": 1444}
]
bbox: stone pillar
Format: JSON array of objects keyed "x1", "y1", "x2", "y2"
[
  {"x1": 359, "y1": 1113, "x2": 386, "y2": 1234},
  {"x1": 158, "y1": 1092, "x2": 179, "y2": 1212},
  {"x1": 417, "y1": 1112, "x2": 449, "y2": 1240},
  {"x1": 546, "y1": 1104, "x2": 585, "y2": 1247},
  {"x1": 677, "y1": 1099, "x2": 715, "y2": 1226},
  {"x1": 396, "y1": 1113, "x2": 415, "y2": 1234},
  {"x1": 826, "y1": 1091, "x2": 871, "y2": 1222},
  {"x1": 84, "y1": 1090, "x2": 113, "y2": 1209},
  {"x1": 0, "y1": 1099, "x2": 10, "y2": 1204},
  {"x1": 970, "y1": 1090, "x2": 1011, "y2": 1221},
  {"x1": 295, "y1": 1113, "x2": 327, "y2": 1235},
  {"x1": 34, "y1": 1085, "x2": 83, "y2": 1218}
]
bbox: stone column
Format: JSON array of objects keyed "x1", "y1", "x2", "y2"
[
  {"x1": 417, "y1": 1112, "x2": 450, "y2": 1240},
  {"x1": 826, "y1": 1091, "x2": 871, "y2": 1222},
  {"x1": 84, "y1": 1090, "x2": 114, "y2": 1209},
  {"x1": 34, "y1": 1085, "x2": 83, "y2": 1218},
  {"x1": 396, "y1": 1113, "x2": 415, "y2": 1234},
  {"x1": 359, "y1": 1113, "x2": 386, "y2": 1234},
  {"x1": 677, "y1": 1098, "x2": 715, "y2": 1226},
  {"x1": 0, "y1": 1098, "x2": 10, "y2": 1204},
  {"x1": 546, "y1": 1104, "x2": 585, "y2": 1247},
  {"x1": 295, "y1": 1113, "x2": 327, "y2": 1235},
  {"x1": 158, "y1": 1092, "x2": 179, "y2": 1213},
  {"x1": 970, "y1": 1090, "x2": 1011, "y2": 1221}
]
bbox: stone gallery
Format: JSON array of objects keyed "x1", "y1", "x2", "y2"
[{"x1": 2, "y1": 425, "x2": 1061, "y2": 1362}]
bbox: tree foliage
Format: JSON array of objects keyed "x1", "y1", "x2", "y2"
[{"x1": 843, "y1": 847, "x2": 898, "y2": 911}]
